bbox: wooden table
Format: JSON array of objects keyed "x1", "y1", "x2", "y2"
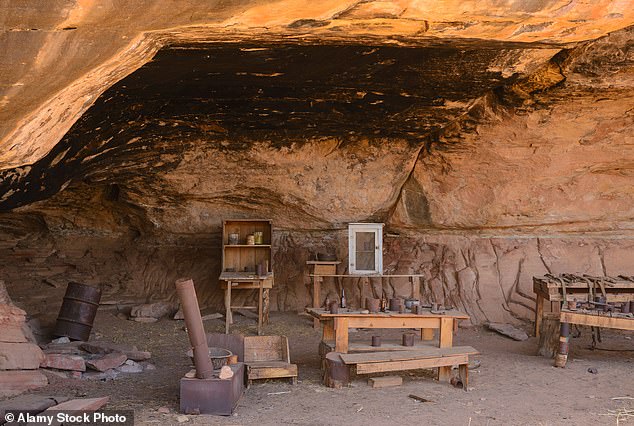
[
  {"x1": 220, "y1": 272, "x2": 273, "y2": 335},
  {"x1": 306, "y1": 307, "x2": 469, "y2": 381},
  {"x1": 308, "y1": 272, "x2": 425, "y2": 327},
  {"x1": 533, "y1": 276, "x2": 634, "y2": 337}
]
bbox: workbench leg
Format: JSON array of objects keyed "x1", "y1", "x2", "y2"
[
  {"x1": 421, "y1": 328, "x2": 434, "y2": 341},
  {"x1": 258, "y1": 281, "x2": 263, "y2": 336},
  {"x1": 313, "y1": 276, "x2": 322, "y2": 329},
  {"x1": 225, "y1": 282, "x2": 232, "y2": 334},
  {"x1": 535, "y1": 294, "x2": 544, "y2": 338},
  {"x1": 334, "y1": 317, "x2": 349, "y2": 353},
  {"x1": 438, "y1": 317, "x2": 454, "y2": 382},
  {"x1": 554, "y1": 321, "x2": 570, "y2": 368}
]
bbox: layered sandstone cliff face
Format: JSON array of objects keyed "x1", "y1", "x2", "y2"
[{"x1": 0, "y1": 2, "x2": 633, "y2": 325}]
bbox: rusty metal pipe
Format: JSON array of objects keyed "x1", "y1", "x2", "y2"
[{"x1": 175, "y1": 278, "x2": 213, "y2": 379}]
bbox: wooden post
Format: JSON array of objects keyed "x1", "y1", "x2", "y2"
[
  {"x1": 410, "y1": 276, "x2": 421, "y2": 300},
  {"x1": 458, "y1": 364, "x2": 469, "y2": 391},
  {"x1": 537, "y1": 314, "x2": 560, "y2": 358},
  {"x1": 438, "y1": 317, "x2": 454, "y2": 382},
  {"x1": 257, "y1": 280, "x2": 263, "y2": 336},
  {"x1": 225, "y1": 281, "x2": 232, "y2": 334},
  {"x1": 313, "y1": 275, "x2": 322, "y2": 328},
  {"x1": 535, "y1": 294, "x2": 544, "y2": 338},
  {"x1": 322, "y1": 320, "x2": 335, "y2": 342},
  {"x1": 263, "y1": 288, "x2": 270, "y2": 325},
  {"x1": 334, "y1": 317, "x2": 349, "y2": 353}
]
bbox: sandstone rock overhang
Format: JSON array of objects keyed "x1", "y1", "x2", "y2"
[{"x1": 0, "y1": 40, "x2": 559, "y2": 211}]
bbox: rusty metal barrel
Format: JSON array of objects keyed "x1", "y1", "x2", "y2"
[{"x1": 54, "y1": 282, "x2": 102, "y2": 341}]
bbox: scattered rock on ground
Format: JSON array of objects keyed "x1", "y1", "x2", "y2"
[
  {"x1": 51, "y1": 336, "x2": 70, "y2": 344},
  {"x1": 117, "y1": 360, "x2": 143, "y2": 373},
  {"x1": 86, "y1": 353, "x2": 127, "y2": 372},
  {"x1": 130, "y1": 302, "x2": 178, "y2": 320},
  {"x1": 173, "y1": 307, "x2": 184, "y2": 320},
  {"x1": 40, "y1": 354, "x2": 86, "y2": 372}
]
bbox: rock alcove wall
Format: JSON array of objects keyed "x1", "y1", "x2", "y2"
[{"x1": 1, "y1": 4, "x2": 633, "y2": 326}]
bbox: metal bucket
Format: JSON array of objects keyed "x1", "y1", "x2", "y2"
[{"x1": 54, "y1": 282, "x2": 102, "y2": 341}]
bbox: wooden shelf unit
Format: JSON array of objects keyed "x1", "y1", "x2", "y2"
[{"x1": 222, "y1": 219, "x2": 273, "y2": 274}]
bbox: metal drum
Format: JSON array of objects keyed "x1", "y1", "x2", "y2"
[{"x1": 54, "y1": 282, "x2": 102, "y2": 341}]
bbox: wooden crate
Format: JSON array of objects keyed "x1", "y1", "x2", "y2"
[{"x1": 243, "y1": 336, "x2": 298, "y2": 385}]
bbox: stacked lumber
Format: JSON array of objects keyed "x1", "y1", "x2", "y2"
[{"x1": 0, "y1": 280, "x2": 48, "y2": 397}]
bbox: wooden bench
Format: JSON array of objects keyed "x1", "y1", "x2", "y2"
[
  {"x1": 244, "y1": 336, "x2": 298, "y2": 385},
  {"x1": 338, "y1": 346, "x2": 479, "y2": 390}
]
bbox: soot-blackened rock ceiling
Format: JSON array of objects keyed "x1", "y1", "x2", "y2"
[{"x1": 0, "y1": 42, "x2": 543, "y2": 211}]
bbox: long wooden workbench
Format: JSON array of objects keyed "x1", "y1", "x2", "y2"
[{"x1": 533, "y1": 275, "x2": 634, "y2": 337}]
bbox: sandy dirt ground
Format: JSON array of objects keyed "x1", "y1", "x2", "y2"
[{"x1": 3, "y1": 285, "x2": 633, "y2": 426}]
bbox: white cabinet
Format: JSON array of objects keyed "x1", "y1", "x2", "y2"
[{"x1": 348, "y1": 223, "x2": 383, "y2": 275}]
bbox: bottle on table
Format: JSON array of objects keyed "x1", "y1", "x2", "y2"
[{"x1": 340, "y1": 288, "x2": 346, "y2": 309}]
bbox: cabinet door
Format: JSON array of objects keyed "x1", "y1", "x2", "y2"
[{"x1": 349, "y1": 224, "x2": 382, "y2": 274}]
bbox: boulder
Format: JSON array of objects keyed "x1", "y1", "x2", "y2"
[{"x1": 0, "y1": 342, "x2": 45, "y2": 370}]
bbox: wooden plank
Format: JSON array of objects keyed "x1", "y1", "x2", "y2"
[
  {"x1": 535, "y1": 294, "x2": 544, "y2": 338},
  {"x1": 347, "y1": 317, "x2": 442, "y2": 329},
  {"x1": 246, "y1": 360, "x2": 290, "y2": 368},
  {"x1": 281, "y1": 336, "x2": 290, "y2": 363},
  {"x1": 247, "y1": 364, "x2": 297, "y2": 380},
  {"x1": 323, "y1": 320, "x2": 335, "y2": 341},
  {"x1": 368, "y1": 376, "x2": 402, "y2": 388},
  {"x1": 438, "y1": 317, "x2": 454, "y2": 382},
  {"x1": 439, "y1": 318, "x2": 454, "y2": 348},
  {"x1": 356, "y1": 354, "x2": 468, "y2": 374},
  {"x1": 244, "y1": 336, "x2": 283, "y2": 362},
  {"x1": 340, "y1": 346, "x2": 479, "y2": 364},
  {"x1": 560, "y1": 311, "x2": 634, "y2": 331},
  {"x1": 322, "y1": 340, "x2": 443, "y2": 353},
  {"x1": 305, "y1": 308, "x2": 469, "y2": 320},
  {"x1": 334, "y1": 317, "x2": 349, "y2": 353}
]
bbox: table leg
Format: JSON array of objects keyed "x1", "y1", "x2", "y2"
[
  {"x1": 313, "y1": 276, "x2": 322, "y2": 329},
  {"x1": 263, "y1": 288, "x2": 270, "y2": 325},
  {"x1": 225, "y1": 281, "x2": 232, "y2": 334},
  {"x1": 535, "y1": 294, "x2": 544, "y2": 338},
  {"x1": 334, "y1": 317, "x2": 349, "y2": 353},
  {"x1": 323, "y1": 319, "x2": 335, "y2": 341},
  {"x1": 438, "y1": 317, "x2": 454, "y2": 382},
  {"x1": 258, "y1": 280, "x2": 263, "y2": 336}
]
